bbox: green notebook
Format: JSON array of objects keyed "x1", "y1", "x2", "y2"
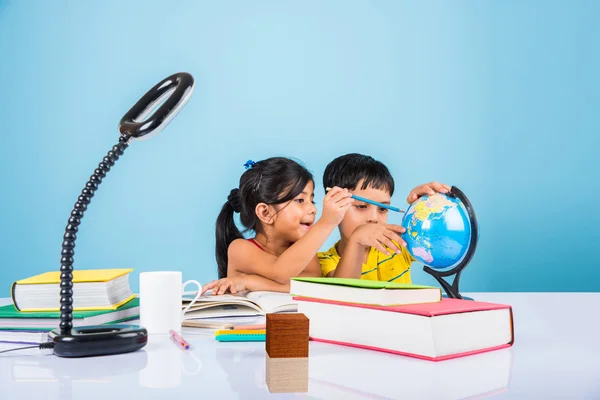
[
  {"x1": 292, "y1": 277, "x2": 436, "y2": 290},
  {"x1": 0, "y1": 297, "x2": 140, "y2": 331},
  {"x1": 290, "y1": 277, "x2": 441, "y2": 306}
]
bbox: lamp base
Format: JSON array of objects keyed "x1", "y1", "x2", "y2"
[{"x1": 49, "y1": 324, "x2": 148, "y2": 358}]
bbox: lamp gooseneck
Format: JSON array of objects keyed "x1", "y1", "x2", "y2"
[
  {"x1": 59, "y1": 132, "x2": 132, "y2": 334},
  {"x1": 50, "y1": 72, "x2": 193, "y2": 357}
]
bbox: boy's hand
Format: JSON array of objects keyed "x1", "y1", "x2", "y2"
[
  {"x1": 350, "y1": 223, "x2": 407, "y2": 256},
  {"x1": 201, "y1": 275, "x2": 247, "y2": 295},
  {"x1": 319, "y1": 186, "x2": 353, "y2": 227},
  {"x1": 406, "y1": 181, "x2": 451, "y2": 204}
]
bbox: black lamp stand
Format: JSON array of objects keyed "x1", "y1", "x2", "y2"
[{"x1": 48, "y1": 72, "x2": 195, "y2": 357}]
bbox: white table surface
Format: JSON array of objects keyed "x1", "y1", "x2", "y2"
[{"x1": 0, "y1": 293, "x2": 599, "y2": 400}]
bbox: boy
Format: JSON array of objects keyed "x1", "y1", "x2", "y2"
[{"x1": 318, "y1": 153, "x2": 450, "y2": 283}]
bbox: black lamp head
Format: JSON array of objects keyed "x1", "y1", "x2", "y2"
[
  {"x1": 49, "y1": 72, "x2": 194, "y2": 358},
  {"x1": 119, "y1": 72, "x2": 195, "y2": 141}
]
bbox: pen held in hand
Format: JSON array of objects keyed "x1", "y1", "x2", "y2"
[{"x1": 325, "y1": 187, "x2": 405, "y2": 213}]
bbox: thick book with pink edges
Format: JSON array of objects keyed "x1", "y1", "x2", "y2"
[{"x1": 295, "y1": 296, "x2": 514, "y2": 361}]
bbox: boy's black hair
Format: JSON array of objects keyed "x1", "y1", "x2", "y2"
[
  {"x1": 323, "y1": 153, "x2": 394, "y2": 195},
  {"x1": 215, "y1": 157, "x2": 314, "y2": 279}
]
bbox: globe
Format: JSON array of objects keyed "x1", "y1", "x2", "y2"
[{"x1": 401, "y1": 192, "x2": 475, "y2": 270}]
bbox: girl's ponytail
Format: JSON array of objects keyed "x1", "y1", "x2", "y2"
[{"x1": 215, "y1": 188, "x2": 243, "y2": 278}]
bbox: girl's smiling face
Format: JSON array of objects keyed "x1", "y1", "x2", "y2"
[{"x1": 270, "y1": 181, "x2": 317, "y2": 243}]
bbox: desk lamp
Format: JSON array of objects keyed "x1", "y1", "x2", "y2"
[{"x1": 48, "y1": 72, "x2": 195, "y2": 357}]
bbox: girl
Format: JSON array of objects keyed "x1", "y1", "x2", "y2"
[{"x1": 204, "y1": 157, "x2": 353, "y2": 295}]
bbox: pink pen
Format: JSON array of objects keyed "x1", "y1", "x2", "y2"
[
  {"x1": 231, "y1": 324, "x2": 266, "y2": 330},
  {"x1": 170, "y1": 329, "x2": 190, "y2": 350}
]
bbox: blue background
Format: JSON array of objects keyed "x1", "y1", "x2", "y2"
[{"x1": 0, "y1": 1, "x2": 597, "y2": 293}]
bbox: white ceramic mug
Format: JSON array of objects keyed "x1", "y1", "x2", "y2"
[{"x1": 139, "y1": 271, "x2": 202, "y2": 334}]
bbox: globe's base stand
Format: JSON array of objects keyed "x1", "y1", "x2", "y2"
[
  {"x1": 423, "y1": 265, "x2": 466, "y2": 299},
  {"x1": 423, "y1": 269, "x2": 474, "y2": 301},
  {"x1": 423, "y1": 186, "x2": 479, "y2": 301}
]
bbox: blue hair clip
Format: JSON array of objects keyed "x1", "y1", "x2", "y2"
[{"x1": 243, "y1": 160, "x2": 256, "y2": 170}]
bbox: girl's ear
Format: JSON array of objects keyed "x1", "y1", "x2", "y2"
[{"x1": 255, "y1": 203, "x2": 276, "y2": 225}]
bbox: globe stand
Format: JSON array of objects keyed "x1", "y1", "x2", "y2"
[{"x1": 422, "y1": 186, "x2": 479, "y2": 300}]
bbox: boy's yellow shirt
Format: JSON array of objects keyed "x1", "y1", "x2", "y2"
[{"x1": 318, "y1": 241, "x2": 414, "y2": 283}]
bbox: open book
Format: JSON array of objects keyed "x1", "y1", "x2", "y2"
[{"x1": 182, "y1": 291, "x2": 297, "y2": 320}]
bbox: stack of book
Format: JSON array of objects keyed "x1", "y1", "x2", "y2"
[
  {"x1": 0, "y1": 269, "x2": 140, "y2": 344},
  {"x1": 290, "y1": 277, "x2": 514, "y2": 361}
]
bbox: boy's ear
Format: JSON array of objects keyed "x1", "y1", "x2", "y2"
[{"x1": 255, "y1": 203, "x2": 276, "y2": 225}]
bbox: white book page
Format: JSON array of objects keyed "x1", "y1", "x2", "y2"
[
  {"x1": 182, "y1": 304, "x2": 262, "y2": 320},
  {"x1": 183, "y1": 292, "x2": 252, "y2": 304},
  {"x1": 182, "y1": 292, "x2": 259, "y2": 308},
  {"x1": 184, "y1": 300, "x2": 260, "y2": 313},
  {"x1": 245, "y1": 291, "x2": 298, "y2": 313}
]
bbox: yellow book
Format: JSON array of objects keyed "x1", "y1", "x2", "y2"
[
  {"x1": 11, "y1": 269, "x2": 135, "y2": 312},
  {"x1": 15, "y1": 269, "x2": 133, "y2": 285}
]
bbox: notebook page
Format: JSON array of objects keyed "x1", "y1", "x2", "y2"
[{"x1": 245, "y1": 291, "x2": 298, "y2": 313}]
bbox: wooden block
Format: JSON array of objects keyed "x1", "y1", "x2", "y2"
[
  {"x1": 266, "y1": 313, "x2": 309, "y2": 358},
  {"x1": 265, "y1": 355, "x2": 309, "y2": 393}
]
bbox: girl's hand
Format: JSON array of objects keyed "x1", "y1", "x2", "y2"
[
  {"x1": 406, "y1": 181, "x2": 451, "y2": 204},
  {"x1": 201, "y1": 275, "x2": 247, "y2": 295},
  {"x1": 319, "y1": 186, "x2": 353, "y2": 227}
]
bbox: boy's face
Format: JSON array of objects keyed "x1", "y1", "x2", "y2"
[{"x1": 338, "y1": 179, "x2": 391, "y2": 241}]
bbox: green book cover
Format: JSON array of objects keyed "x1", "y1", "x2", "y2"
[
  {"x1": 0, "y1": 297, "x2": 139, "y2": 319},
  {"x1": 0, "y1": 317, "x2": 140, "y2": 332},
  {"x1": 291, "y1": 277, "x2": 437, "y2": 290}
]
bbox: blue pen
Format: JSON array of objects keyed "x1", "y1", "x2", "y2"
[{"x1": 326, "y1": 187, "x2": 404, "y2": 213}]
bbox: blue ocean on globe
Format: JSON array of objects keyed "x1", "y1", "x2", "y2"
[{"x1": 401, "y1": 193, "x2": 472, "y2": 269}]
